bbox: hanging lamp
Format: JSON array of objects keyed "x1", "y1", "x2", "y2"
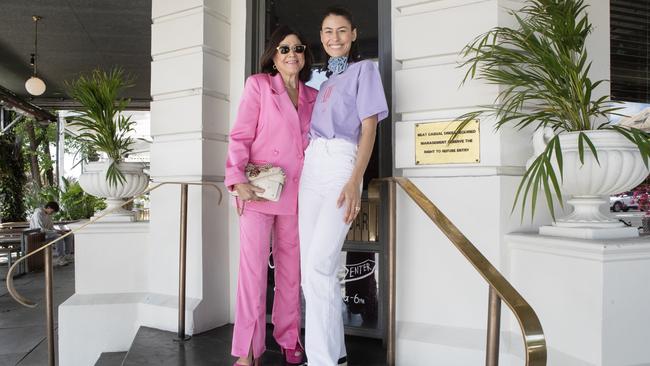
[{"x1": 25, "y1": 15, "x2": 46, "y2": 96}]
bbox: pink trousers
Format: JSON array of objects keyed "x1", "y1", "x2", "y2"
[{"x1": 231, "y1": 209, "x2": 301, "y2": 359}]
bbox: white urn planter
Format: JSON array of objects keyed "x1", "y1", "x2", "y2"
[
  {"x1": 534, "y1": 129, "x2": 650, "y2": 239},
  {"x1": 79, "y1": 161, "x2": 149, "y2": 222}
]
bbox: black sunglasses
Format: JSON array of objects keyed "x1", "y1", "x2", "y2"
[{"x1": 276, "y1": 44, "x2": 306, "y2": 54}]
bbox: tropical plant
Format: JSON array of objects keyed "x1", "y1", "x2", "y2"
[
  {"x1": 14, "y1": 117, "x2": 57, "y2": 189},
  {"x1": 56, "y1": 177, "x2": 107, "y2": 220},
  {"x1": 66, "y1": 67, "x2": 136, "y2": 187},
  {"x1": 0, "y1": 128, "x2": 26, "y2": 222},
  {"x1": 454, "y1": 0, "x2": 650, "y2": 220},
  {"x1": 24, "y1": 177, "x2": 106, "y2": 220}
]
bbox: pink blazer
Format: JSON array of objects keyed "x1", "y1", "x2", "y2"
[{"x1": 225, "y1": 73, "x2": 318, "y2": 215}]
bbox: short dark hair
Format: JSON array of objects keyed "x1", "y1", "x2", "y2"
[
  {"x1": 44, "y1": 201, "x2": 60, "y2": 212},
  {"x1": 260, "y1": 25, "x2": 313, "y2": 82},
  {"x1": 321, "y1": 6, "x2": 362, "y2": 63}
]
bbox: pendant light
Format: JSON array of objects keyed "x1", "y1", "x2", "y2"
[{"x1": 25, "y1": 15, "x2": 46, "y2": 96}]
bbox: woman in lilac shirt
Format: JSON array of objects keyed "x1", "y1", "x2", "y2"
[{"x1": 299, "y1": 6, "x2": 389, "y2": 366}]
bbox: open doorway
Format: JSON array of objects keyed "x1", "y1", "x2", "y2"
[
  {"x1": 247, "y1": 0, "x2": 393, "y2": 357},
  {"x1": 248, "y1": 0, "x2": 392, "y2": 180}
]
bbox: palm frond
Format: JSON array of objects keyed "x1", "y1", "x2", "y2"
[
  {"x1": 65, "y1": 67, "x2": 135, "y2": 187},
  {"x1": 452, "y1": 0, "x2": 645, "y2": 220}
]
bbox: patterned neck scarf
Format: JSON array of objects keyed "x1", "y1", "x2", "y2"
[{"x1": 327, "y1": 56, "x2": 349, "y2": 76}]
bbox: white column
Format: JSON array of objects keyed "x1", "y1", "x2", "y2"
[
  {"x1": 149, "y1": 0, "x2": 232, "y2": 333},
  {"x1": 227, "y1": 0, "x2": 248, "y2": 322},
  {"x1": 391, "y1": 0, "x2": 552, "y2": 364},
  {"x1": 508, "y1": 234, "x2": 650, "y2": 366},
  {"x1": 506, "y1": 3, "x2": 650, "y2": 364}
]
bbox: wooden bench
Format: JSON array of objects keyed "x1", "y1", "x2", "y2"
[
  {"x1": 0, "y1": 228, "x2": 46, "y2": 275},
  {"x1": 0, "y1": 228, "x2": 24, "y2": 277},
  {"x1": 0, "y1": 221, "x2": 29, "y2": 229}
]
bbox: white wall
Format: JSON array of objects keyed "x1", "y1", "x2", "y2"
[
  {"x1": 391, "y1": 0, "x2": 554, "y2": 364},
  {"x1": 148, "y1": 0, "x2": 231, "y2": 332},
  {"x1": 227, "y1": 0, "x2": 247, "y2": 324}
]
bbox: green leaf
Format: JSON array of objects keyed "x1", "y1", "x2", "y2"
[
  {"x1": 552, "y1": 136, "x2": 564, "y2": 180},
  {"x1": 582, "y1": 133, "x2": 600, "y2": 165},
  {"x1": 578, "y1": 132, "x2": 585, "y2": 164},
  {"x1": 65, "y1": 67, "x2": 135, "y2": 186},
  {"x1": 453, "y1": 0, "x2": 627, "y2": 219}
]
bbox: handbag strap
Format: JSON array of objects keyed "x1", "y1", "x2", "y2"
[{"x1": 235, "y1": 196, "x2": 245, "y2": 216}]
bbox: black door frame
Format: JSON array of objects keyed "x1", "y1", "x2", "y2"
[
  {"x1": 245, "y1": 0, "x2": 393, "y2": 177},
  {"x1": 245, "y1": 0, "x2": 394, "y2": 343}
]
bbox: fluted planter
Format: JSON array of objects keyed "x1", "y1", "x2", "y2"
[
  {"x1": 79, "y1": 161, "x2": 149, "y2": 221},
  {"x1": 539, "y1": 130, "x2": 649, "y2": 238}
]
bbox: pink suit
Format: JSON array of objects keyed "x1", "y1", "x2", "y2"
[{"x1": 225, "y1": 72, "x2": 318, "y2": 359}]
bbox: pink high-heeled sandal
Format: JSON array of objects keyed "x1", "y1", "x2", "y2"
[
  {"x1": 233, "y1": 358, "x2": 259, "y2": 366},
  {"x1": 281, "y1": 341, "x2": 305, "y2": 365}
]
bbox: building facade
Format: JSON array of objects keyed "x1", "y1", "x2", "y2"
[{"x1": 59, "y1": 1, "x2": 650, "y2": 365}]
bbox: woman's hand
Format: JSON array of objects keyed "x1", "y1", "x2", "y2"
[
  {"x1": 233, "y1": 183, "x2": 266, "y2": 201},
  {"x1": 337, "y1": 180, "x2": 361, "y2": 224}
]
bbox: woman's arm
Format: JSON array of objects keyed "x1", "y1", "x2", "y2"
[
  {"x1": 337, "y1": 115, "x2": 378, "y2": 224},
  {"x1": 225, "y1": 76, "x2": 266, "y2": 201}
]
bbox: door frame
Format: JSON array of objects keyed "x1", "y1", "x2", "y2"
[{"x1": 246, "y1": 0, "x2": 393, "y2": 177}]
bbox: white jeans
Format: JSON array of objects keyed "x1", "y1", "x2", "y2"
[{"x1": 299, "y1": 138, "x2": 357, "y2": 366}]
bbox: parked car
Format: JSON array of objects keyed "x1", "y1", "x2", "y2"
[{"x1": 610, "y1": 192, "x2": 638, "y2": 212}]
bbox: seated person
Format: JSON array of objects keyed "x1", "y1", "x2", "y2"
[{"x1": 29, "y1": 201, "x2": 74, "y2": 266}]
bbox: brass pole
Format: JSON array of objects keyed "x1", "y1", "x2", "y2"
[
  {"x1": 486, "y1": 286, "x2": 502, "y2": 366},
  {"x1": 44, "y1": 245, "x2": 55, "y2": 366},
  {"x1": 7, "y1": 182, "x2": 222, "y2": 309},
  {"x1": 177, "y1": 184, "x2": 190, "y2": 341},
  {"x1": 387, "y1": 180, "x2": 397, "y2": 366}
]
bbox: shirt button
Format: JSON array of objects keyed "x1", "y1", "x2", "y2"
[
  {"x1": 273, "y1": 149, "x2": 279, "y2": 155},
  {"x1": 293, "y1": 178, "x2": 298, "y2": 183}
]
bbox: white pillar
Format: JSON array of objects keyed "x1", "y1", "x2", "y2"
[
  {"x1": 508, "y1": 234, "x2": 650, "y2": 366},
  {"x1": 506, "y1": 4, "x2": 650, "y2": 364},
  {"x1": 148, "y1": 0, "x2": 232, "y2": 333},
  {"x1": 391, "y1": 0, "x2": 552, "y2": 364}
]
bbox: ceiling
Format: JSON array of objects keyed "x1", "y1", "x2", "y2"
[
  {"x1": 0, "y1": 1, "x2": 381, "y2": 112},
  {"x1": 0, "y1": 0, "x2": 151, "y2": 110}
]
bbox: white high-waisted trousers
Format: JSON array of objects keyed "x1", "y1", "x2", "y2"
[{"x1": 299, "y1": 138, "x2": 357, "y2": 366}]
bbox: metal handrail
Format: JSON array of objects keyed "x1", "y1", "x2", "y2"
[
  {"x1": 374, "y1": 177, "x2": 546, "y2": 366},
  {"x1": 5, "y1": 181, "x2": 222, "y2": 365}
]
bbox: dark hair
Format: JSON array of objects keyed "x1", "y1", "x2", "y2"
[
  {"x1": 321, "y1": 6, "x2": 362, "y2": 63},
  {"x1": 44, "y1": 201, "x2": 60, "y2": 212},
  {"x1": 260, "y1": 25, "x2": 313, "y2": 82}
]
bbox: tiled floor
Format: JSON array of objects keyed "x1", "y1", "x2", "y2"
[{"x1": 0, "y1": 261, "x2": 74, "y2": 366}]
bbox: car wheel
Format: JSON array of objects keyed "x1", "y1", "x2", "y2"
[{"x1": 613, "y1": 202, "x2": 623, "y2": 212}]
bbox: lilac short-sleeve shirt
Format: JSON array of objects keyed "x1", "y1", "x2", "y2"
[{"x1": 309, "y1": 60, "x2": 389, "y2": 144}]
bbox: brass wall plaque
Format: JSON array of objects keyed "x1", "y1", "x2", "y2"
[{"x1": 415, "y1": 120, "x2": 480, "y2": 165}]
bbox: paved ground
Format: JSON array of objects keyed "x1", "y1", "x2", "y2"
[
  {"x1": 613, "y1": 211, "x2": 646, "y2": 229},
  {"x1": 0, "y1": 261, "x2": 74, "y2": 366}
]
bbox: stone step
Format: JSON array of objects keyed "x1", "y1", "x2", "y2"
[
  {"x1": 95, "y1": 352, "x2": 127, "y2": 366},
  {"x1": 120, "y1": 324, "x2": 387, "y2": 365}
]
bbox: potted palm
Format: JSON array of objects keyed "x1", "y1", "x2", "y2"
[
  {"x1": 67, "y1": 67, "x2": 148, "y2": 221},
  {"x1": 455, "y1": 0, "x2": 650, "y2": 238}
]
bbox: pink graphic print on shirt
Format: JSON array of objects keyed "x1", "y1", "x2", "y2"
[{"x1": 321, "y1": 85, "x2": 334, "y2": 104}]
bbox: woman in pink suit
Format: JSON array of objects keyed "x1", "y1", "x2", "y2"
[{"x1": 225, "y1": 25, "x2": 318, "y2": 366}]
